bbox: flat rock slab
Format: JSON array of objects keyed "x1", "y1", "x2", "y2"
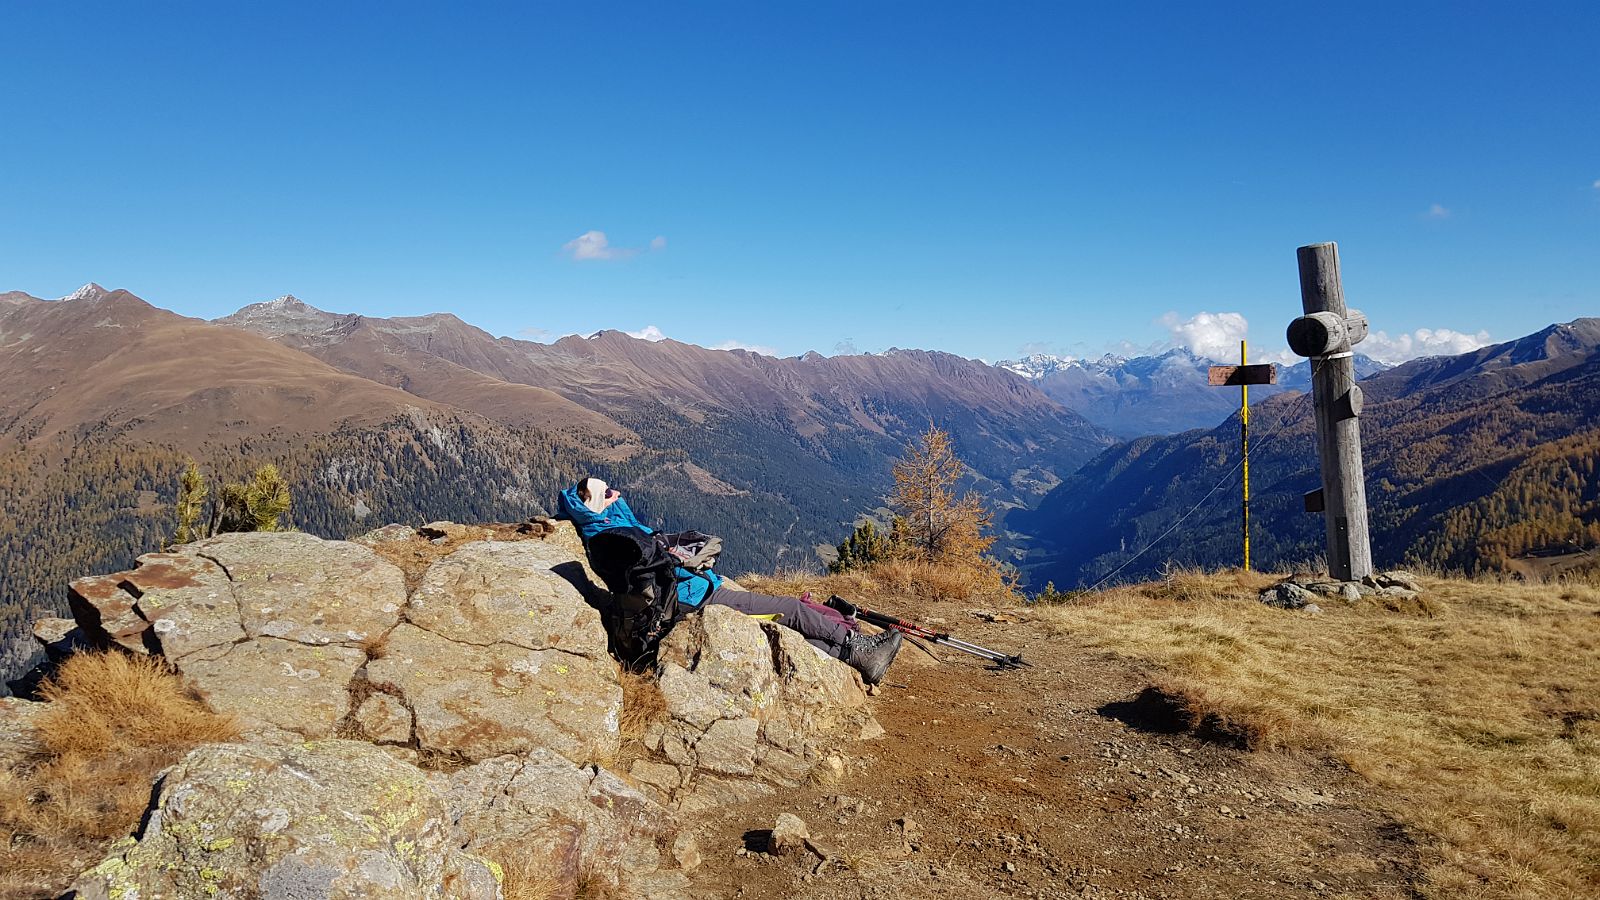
[
  {"x1": 125, "y1": 552, "x2": 245, "y2": 661},
  {"x1": 71, "y1": 740, "x2": 498, "y2": 900},
  {"x1": 67, "y1": 572, "x2": 149, "y2": 653},
  {"x1": 405, "y1": 540, "x2": 609, "y2": 657},
  {"x1": 182, "y1": 638, "x2": 367, "y2": 741},
  {"x1": 191, "y1": 531, "x2": 406, "y2": 646},
  {"x1": 368, "y1": 624, "x2": 621, "y2": 764}
]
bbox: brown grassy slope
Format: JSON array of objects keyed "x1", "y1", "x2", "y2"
[
  {"x1": 1028, "y1": 570, "x2": 1600, "y2": 900},
  {"x1": 0, "y1": 653, "x2": 239, "y2": 899},
  {"x1": 0, "y1": 289, "x2": 461, "y2": 448},
  {"x1": 250, "y1": 315, "x2": 633, "y2": 438}
]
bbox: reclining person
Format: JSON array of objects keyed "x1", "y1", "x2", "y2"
[{"x1": 558, "y1": 477, "x2": 902, "y2": 684}]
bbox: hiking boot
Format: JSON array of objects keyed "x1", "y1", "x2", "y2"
[{"x1": 842, "y1": 629, "x2": 902, "y2": 685}]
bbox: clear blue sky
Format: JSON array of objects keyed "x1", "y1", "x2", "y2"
[{"x1": 2, "y1": 2, "x2": 1596, "y2": 364}]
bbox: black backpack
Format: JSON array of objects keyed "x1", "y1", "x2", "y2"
[{"x1": 587, "y1": 527, "x2": 720, "y2": 665}]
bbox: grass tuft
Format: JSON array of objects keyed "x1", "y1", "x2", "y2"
[
  {"x1": 486, "y1": 844, "x2": 567, "y2": 900},
  {"x1": 617, "y1": 669, "x2": 667, "y2": 744},
  {"x1": 0, "y1": 651, "x2": 238, "y2": 897}
]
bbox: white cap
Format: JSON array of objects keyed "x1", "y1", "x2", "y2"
[{"x1": 582, "y1": 478, "x2": 609, "y2": 514}]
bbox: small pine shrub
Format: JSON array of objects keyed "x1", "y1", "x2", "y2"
[
  {"x1": 830, "y1": 520, "x2": 893, "y2": 574},
  {"x1": 216, "y1": 464, "x2": 292, "y2": 534},
  {"x1": 171, "y1": 461, "x2": 207, "y2": 546}
]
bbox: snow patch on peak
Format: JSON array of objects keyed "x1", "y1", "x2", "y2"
[{"x1": 62, "y1": 283, "x2": 108, "y2": 302}]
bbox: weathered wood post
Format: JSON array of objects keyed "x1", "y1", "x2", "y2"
[{"x1": 1288, "y1": 242, "x2": 1373, "y2": 581}]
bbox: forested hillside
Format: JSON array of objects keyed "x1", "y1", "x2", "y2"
[{"x1": 1013, "y1": 320, "x2": 1600, "y2": 587}]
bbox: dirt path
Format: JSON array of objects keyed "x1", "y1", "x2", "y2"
[{"x1": 687, "y1": 603, "x2": 1422, "y2": 899}]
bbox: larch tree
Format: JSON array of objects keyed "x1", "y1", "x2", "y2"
[{"x1": 888, "y1": 424, "x2": 995, "y2": 567}]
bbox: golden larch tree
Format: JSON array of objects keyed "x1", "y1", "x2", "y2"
[{"x1": 889, "y1": 424, "x2": 995, "y2": 567}]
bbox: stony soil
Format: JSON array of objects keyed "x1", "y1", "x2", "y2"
[{"x1": 686, "y1": 602, "x2": 1424, "y2": 900}]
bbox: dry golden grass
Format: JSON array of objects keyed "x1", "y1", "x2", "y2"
[
  {"x1": 1033, "y1": 569, "x2": 1600, "y2": 899},
  {"x1": 743, "y1": 556, "x2": 1015, "y2": 607},
  {"x1": 0, "y1": 652, "x2": 238, "y2": 898},
  {"x1": 617, "y1": 669, "x2": 667, "y2": 743}
]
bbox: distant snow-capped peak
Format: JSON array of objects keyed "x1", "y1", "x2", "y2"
[
  {"x1": 998, "y1": 353, "x2": 1079, "y2": 380},
  {"x1": 998, "y1": 352, "x2": 1152, "y2": 380}
]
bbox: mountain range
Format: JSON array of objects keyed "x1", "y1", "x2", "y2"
[
  {"x1": 1011, "y1": 318, "x2": 1600, "y2": 587},
  {"x1": 998, "y1": 349, "x2": 1388, "y2": 437},
  {"x1": 6, "y1": 281, "x2": 1596, "y2": 685},
  {"x1": 0, "y1": 284, "x2": 1113, "y2": 686}
]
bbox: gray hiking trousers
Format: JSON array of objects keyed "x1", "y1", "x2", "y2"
[{"x1": 704, "y1": 587, "x2": 852, "y2": 658}]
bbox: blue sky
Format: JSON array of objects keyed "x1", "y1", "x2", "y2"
[{"x1": 2, "y1": 2, "x2": 1596, "y2": 364}]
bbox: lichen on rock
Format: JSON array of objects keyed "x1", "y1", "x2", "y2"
[{"x1": 69, "y1": 740, "x2": 499, "y2": 900}]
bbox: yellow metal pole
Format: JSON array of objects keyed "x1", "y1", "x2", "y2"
[{"x1": 1241, "y1": 339, "x2": 1251, "y2": 572}]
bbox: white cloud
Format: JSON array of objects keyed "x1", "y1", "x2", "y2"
[
  {"x1": 1592, "y1": 179, "x2": 1600, "y2": 190},
  {"x1": 517, "y1": 326, "x2": 552, "y2": 340},
  {"x1": 1359, "y1": 327, "x2": 1491, "y2": 365},
  {"x1": 1159, "y1": 311, "x2": 1250, "y2": 362},
  {"x1": 650, "y1": 235, "x2": 668, "y2": 251},
  {"x1": 833, "y1": 339, "x2": 860, "y2": 356},
  {"x1": 626, "y1": 325, "x2": 668, "y2": 342},
  {"x1": 1426, "y1": 203, "x2": 1450, "y2": 219},
  {"x1": 562, "y1": 230, "x2": 644, "y2": 261},
  {"x1": 712, "y1": 339, "x2": 780, "y2": 356}
]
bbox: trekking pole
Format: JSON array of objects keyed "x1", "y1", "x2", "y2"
[{"x1": 828, "y1": 596, "x2": 1031, "y2": 670}]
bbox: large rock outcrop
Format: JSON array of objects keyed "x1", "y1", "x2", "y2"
[
  {"x1": 47, "y1": 522, "x2": 879, "y2": 896},
  {"x1": 367, "y1": 540, "x2": 621, "y2": 764},
  {"x1": 63, "y1": 530, "x2": 620, "y2": 758},
  {"x1": 69, "y1": 739, "x2": 699, "y2": 900}
]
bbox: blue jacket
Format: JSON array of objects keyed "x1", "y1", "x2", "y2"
[{"x1": 557, "y1": 485, "x2": 721, "y2": 607}]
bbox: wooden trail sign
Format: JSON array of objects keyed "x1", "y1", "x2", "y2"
[
  {"x1": 1207, "y1": 364, "x2": 1277, "y2": 387},
  {"x1": 1210, "y1": 344, "x2": 1275, "y2": 571}
]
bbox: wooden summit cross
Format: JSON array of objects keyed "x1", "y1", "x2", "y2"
[
  {"x1": 1209, "y1": 345, "x2": 1277, "y2": 572},
  {"x1": 1287, "y1": 242, "x2": 1373, "y2": 582}
]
